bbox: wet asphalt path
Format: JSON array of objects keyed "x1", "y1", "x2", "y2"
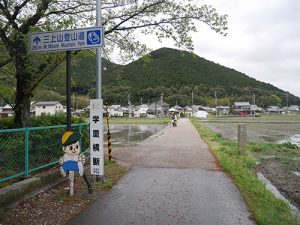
[{"x1": 69, "y1": 118, "x2": 256, "y2": 225}]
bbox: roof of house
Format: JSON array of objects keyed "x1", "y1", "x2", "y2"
[
  {"x1": 148, "y1": 101, "x2": 169, "y2": 111},
  {"x1": 3, "y1": 104, "x2": 13, "y2": 109},
  {"x1": 35, "y1": 101, "x2": 60, "y2": 106},
  {"x1": 234, "y1": 102, "x2": 250, "y2": 106},
  {"x1": 173, "y1": 105, "x2": 182, "y2": 110},
  {"x1": 267, "y1": 106, "x2": 280, "y2": 109}
]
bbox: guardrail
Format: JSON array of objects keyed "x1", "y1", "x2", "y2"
[{"x1": 0, "y1": 123, "x2": 89, "y2": 183}]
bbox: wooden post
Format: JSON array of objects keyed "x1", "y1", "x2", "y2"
[{"x1": 238, "y1": 123, "x2": 247, "y2": 151}]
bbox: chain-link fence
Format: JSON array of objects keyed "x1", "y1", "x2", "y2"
[{"x1": 0, "y1": 123, "x2": 89, "y2": 182}]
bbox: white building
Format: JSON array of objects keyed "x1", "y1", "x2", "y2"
[
  {"x1": 1, "y1": 104, "x2": 14, "y2": 116},
  {"x1": 108, "y1": 105, "x2": 123, "y2": 117},
  {"x1": 266, "y1": 106, "x2": 282, "y2": 113},
  {"x1": 134, "y1": 104, "x2": 148, "y2": 117},
  {"x1": 35, "y1": 101, "x2": 64, "y2": 116},
  {"x1": 288, "y1": 105, "x2": 299, "y2": 112},
  {"x1": 195, "y1": 110, "x2": 209, "y2": 118}
]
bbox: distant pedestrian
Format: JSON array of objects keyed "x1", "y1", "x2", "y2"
[{"x1": 172, "y1": 114, "x2": 177, "y2": 127}]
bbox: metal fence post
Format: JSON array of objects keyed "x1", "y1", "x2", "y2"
[
  {"x1": 79, "y1": 124, "x2": 83, "y2": 151},
  {"x1": 25, "y1": 128, "x2": 29, "y2": 177}
]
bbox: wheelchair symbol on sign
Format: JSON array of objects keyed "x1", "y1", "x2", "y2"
[{"x1": 87, "y1": 31, "x2": 100, "y2": 45}]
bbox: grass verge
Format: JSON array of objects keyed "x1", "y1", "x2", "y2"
[
  {"x1": 191, "y1": 118, "x2": 300, "y2": 225},
  {"x1": 94, "y1": 159, "x2": 128, "y2": 191}
]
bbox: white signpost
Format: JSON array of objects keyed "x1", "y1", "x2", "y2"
[
  {"x1": 90, "y1": 99, "x2": 104, "y2": 176},
  {"x1": 29, "y1": 27, "x2": 104, "y2": 53}
]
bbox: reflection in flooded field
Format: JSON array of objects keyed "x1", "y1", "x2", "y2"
[
  {"x1": 202, "y1": 122, "x2": 300, "y2": 145},
  {"x1": 103, "y1": 124, "x2": 166, "y2": 146}
]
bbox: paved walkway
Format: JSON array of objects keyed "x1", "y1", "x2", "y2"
[{"x1": 69, "y1": 118, "x2": 256, "y2": 225}]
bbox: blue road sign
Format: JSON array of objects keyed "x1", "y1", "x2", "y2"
[
  {"x1": 33, "y1": 36, "x2": 41, "y2": 44},
  {"x1": 29, "y1": 27, "x2": 104, "y2": 53}
]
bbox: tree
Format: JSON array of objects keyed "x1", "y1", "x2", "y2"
[
  {"x1": 268, "y1": 94, "x2": 282, "y2": 107},
  {"x1": 0, "y1": 0, "x2": 227, "y2": 127},
  {"x1": 258, "y1": 95, "x2": 282, "y2": 108}
]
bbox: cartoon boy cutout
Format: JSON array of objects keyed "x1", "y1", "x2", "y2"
[{"x1": 59, "y1": 131, "x2": 85, "y2": 177}]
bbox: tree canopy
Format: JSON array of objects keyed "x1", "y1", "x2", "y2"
[
  {"x1": 0, "y1": 0, "x2": 228, "y2": 127},
  {"x1": 42, "y1": 48, "x2": 300, "y2": 107}
]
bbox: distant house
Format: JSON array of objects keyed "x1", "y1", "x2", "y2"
[
  {"x1": 183, "y1": 106, "x2": 193, "y2": 117},
  {"x1": 173, "y1": 105, "x2": 182, "y2": 111},
  {"x1": 169, "y1": 107, "x2": 179, "y2": 114},
  {"x1": 217, "y1": 106, "x2": 230, "y2": 114},
  {"x1": 233, "y1": 102, "x2": 251, "y2": 114},
  {"x1": 195, "y1": 110, "x2": 209, "y2": 118},
  {"x1": 198, "y1": 106, "x2": 215, "y2": 113},
  {"x1": 1, "y1": 104, "x2": 14, "y2": 117},
  {"x1": 250, "y1": 105, "x2": 263, "y2": 113},
  {"x1": 147, "y1": 101, "x2": 169, "y2": 117},
  {"x1": 35, "y1": 101, "x2": 64, "y2": 116},
  {"x1": 108, "y1": 105, "x2": 123, "y2": 117},
  {"x1": 266, "y1": 106, "x2": 282, "y2": 113},
  {"x1": 288, "y1": 105, "x2": 299, "y2": 113},
  {"x1": 134, "y1": 104, "x2": 148, "y2": 117}
]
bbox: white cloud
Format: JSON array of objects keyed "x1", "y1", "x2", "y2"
[
  {"x1": 189, "y1": 0, "x2": 300, "y2": 97},
  {"x1": 111, "y1": 0, "x2": 300, "y2": 98}
]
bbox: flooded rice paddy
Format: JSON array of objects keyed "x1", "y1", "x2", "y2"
[
  {"x1": 103, "y1": 124, "x2": 167, "y2": 146},
  {"x1": 201, "y1": 118, "x2": 300, "y2": 210},
  {"x1": 202, "y1": 122, "x2": 300, "y2": 145}
]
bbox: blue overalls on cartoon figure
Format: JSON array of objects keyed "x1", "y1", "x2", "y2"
[{"x1": 59, "y1": 131, "x2": 85, "y2": 177}]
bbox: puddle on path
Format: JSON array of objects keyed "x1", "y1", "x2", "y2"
[{"x1": 103, "y1": 124, "x2": 167, "y2": 146}]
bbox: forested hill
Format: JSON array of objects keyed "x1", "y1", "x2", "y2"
[
  {"x1": 42, "y1": 47, "x2": 300, "y2": 107},
  {"x1": 124, "y1": 48, "x2": 280, "y2": 92}
]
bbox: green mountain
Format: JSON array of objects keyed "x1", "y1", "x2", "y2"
[{"x1": 41, "y1": 47, "x2": 300, "y2": 107}]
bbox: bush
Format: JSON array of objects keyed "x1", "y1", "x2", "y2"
[
  {"x1": 0, "y1": 113, "x2": 86, "y2": 130},
  {"x1": 0, "y1": 117, "x2": 15, "y2": 129},
  {"x1": 31, "y1": 113, "x2": 85, "y2": 127}
]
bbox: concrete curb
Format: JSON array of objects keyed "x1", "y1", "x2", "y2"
[{"x1": 0, "y1": 166, "x2": 65, "y2": 210}]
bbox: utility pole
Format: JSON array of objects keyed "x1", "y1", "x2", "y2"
[
  {"x1": 215, "y1": 91, "x2": 218, "y2": 118},
  {"x1": 95, "y1": 0, "x2": 104, "y2": 183},
  {"x1": 192, "y1": 91, "x2": 194, "y2": 117},
  {"x1": 160, "y1": 93, "x2": 164, "y2": 117},
  {"x1": 66, "y1": 51, "x2": 72, "y2": 131},
  {"x1": 128, "y1": 95, "x2": 132, "y2": 118},
  {"x1": 286, "y1": 92, "x2": 289, "y2": 114},
  {"x1": 72, "y1": 93, "x2": 75, "y2": 112},
  {"x1": 253, "y1": 93, "x2": 255, "y2": 117}
]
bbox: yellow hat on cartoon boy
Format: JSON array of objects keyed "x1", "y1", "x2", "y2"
[{"x1": 61, "y1": 131, "x2": 81, "y2": 146}]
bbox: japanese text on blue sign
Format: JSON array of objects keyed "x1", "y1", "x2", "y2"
[{"x1": 30, "y1": 27, "x2": 104, "y2": 53}]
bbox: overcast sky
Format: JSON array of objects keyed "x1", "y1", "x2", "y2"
[{"x1": 139, "y1": 0, "x2": 300, "y2": 97}]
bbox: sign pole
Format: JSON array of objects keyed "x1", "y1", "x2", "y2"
[
  {"x1": 66, "y1": 51, "x2": 72, "y2": 131},
  {"x1": 95, "y1": 0, "x2": 104, "y2": 183},
  {"x1": 96, "y1": 0, "x2": 102, "y2": 99}
]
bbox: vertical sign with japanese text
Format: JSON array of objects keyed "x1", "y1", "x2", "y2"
[{"x1": 90, "y1": 99, "x2": 104, "y2": 176}]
